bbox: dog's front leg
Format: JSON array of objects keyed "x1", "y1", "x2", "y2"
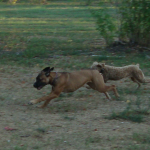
[
  {"x1": 29, "y1": 93, "x2": 58, "y2": 106},
  {"x1": 37, "y1": 93, "x2": 59, "y2": 108},
  {"x1": 29, "y1": 87, "x2": 64, "y2": 108},
  {"x1": 104, "y1": 92, "x2": 112, "y2": 100}
]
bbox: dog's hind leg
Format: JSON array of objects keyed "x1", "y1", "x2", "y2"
[
  {"x1": 131, "y1": 77, "x2": 141, "y2": 89},
  {"x1": 87, "y1": 82, "x2": 111, "y2": 99},
  {"x1": 97, "y1": 84, "x2": 119, "y2": 99},
  {"x1": 87, "y1": 82, "x2": 96, "y2": 90},
  {"x1": 87, "y1": 80, "x2": 119, "y2": 99},
  {"x1": 132, "y1": 70, "x2": 150, "y2": 88},
  {"x1": 104, "y1": 92, "x2": 112, "y2": 100},
  {"x1": 104, "y1": 85, "x2": 120, "y2": 98},
  {"x1": 84, "y1": 83, "x2": 91, "y2": 89}
]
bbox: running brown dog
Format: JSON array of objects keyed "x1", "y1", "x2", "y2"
[
  {"x1": 91, "y1": 62, "x2": 150, "y2": 88},
  {"x1": 29, "y1": 67, "x2": 119, "y2": 108}
]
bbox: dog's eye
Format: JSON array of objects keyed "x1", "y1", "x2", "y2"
[
  {"x1": 39, "y1": 78, "x2": 45, "y2": 82},
  {"x1": 39, "y1": 77, "x2": 44, "y2": 81}
]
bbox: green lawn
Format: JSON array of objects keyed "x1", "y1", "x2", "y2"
[
  {"x1": 1, "y1": 1, "x2": 150, "y2": 69},
  {"x1": 0, "y1": 1, "x2": 100, "y2": 58}
]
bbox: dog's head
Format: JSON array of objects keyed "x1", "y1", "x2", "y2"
[
  {"x1": 91, "y1": 62, "x2": 105, "y2": 73},
  {"x1": 33, "y1": 67, "x2": 54, "y2": 90}
]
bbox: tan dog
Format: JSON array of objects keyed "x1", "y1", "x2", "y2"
[
  {"x1": 91, "y1": 62, "x2": 150, "y2": 88},
  {"x1": 29, "y1": 67, "x2": 119, "y2": 108}
]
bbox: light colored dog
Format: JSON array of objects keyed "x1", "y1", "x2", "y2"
[
  {"x1": 29, "y1": 67, "x2": 119, "y2": 108},
  {"x1": 91, "y1": 62, "x2": 150, "y2": 88}
]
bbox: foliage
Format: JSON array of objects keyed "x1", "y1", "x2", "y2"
[
  {"x1": 92, "y1": 2, "x2": 117, "y2": 45},
  {"x1": 0, "y1": 0, "x2": 18, "y2": 3},
  {"x1": 0, "y1": 0, "x2": 48, "y2": 4},
  {"x1": 105, "y1": 97, "x2": 150, "y2": 123},
  {"x1": 133, "y1": 132, "x2": 150, "y2": 144},
  {"x1": 105, "y1": 108, "x2": 144, "y2": 123},
  {"x1": 93, "y1": 0, "x2": 150, "y2": 47},
  {"x1": 0, "y1": 0, "x2": 8, "y2": 2},
  {"x1": 119, "y1": 0, "x2": 150, "y2": 46}
]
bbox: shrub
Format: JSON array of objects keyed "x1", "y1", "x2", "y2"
[
  {"x1": 119, "y1": 0, "x2": 150, "y2": 46},
  {"x1": 92, "y1": 2, "x2": 117, "y2": 45},
  {"x1": 93, "y1": 0, "x2": 150, "y2": 47}
]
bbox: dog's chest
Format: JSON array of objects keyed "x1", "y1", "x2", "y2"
[
  {"x1": 62, "y1": 82, "x2": 86, "y2": 93},
  {"x1": 62, "y1": 88, "x2": 74, "y2": 93}
]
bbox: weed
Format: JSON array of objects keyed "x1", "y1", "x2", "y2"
[
  {"x1": 13, "y1": 146, "x2": 27, "y2": 150},
  {"x1": 32, "y1": 146, "x2": 40, "y2": 149},
  {"x1": 117, "y1": 86, "x2": 143, "y2": 96},
  {"x1": 133, "y1": 132, "x2": 150, "y2": 144},
  {"x1": 126, "y1": 145, "x2": 150, "y2": 150},
  {"x1": 105, "y1": 95, "x2": 150, "y2": 123},
  {"x1": 85, "y1": 136, "x2": 101, "y2": 145},
  {"x1": 36, "y1": 128, "x2": 46, "y2": 133},
  {"x1": 105, "y1": 110, "x2": 144, "y2": 123},
  {"x1": 63, "y1": 115, "x2": 75, "y2": 121}
]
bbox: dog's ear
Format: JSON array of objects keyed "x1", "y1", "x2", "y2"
[
  {"x1": 101, "y1": 63, "x2": 105, "y2": 68},
  {"x1": 43, "y1": 67, "x2": 50, "y2": 72},
  {"x1": 93, "y1": 62, "x2": 99, "y2": 66},
  {"x1": 43, "y1": 67, "x2": 51, "y2": 77},
  {"x1": 96, "y1": 64, "x2": 102, "y2": 68}
]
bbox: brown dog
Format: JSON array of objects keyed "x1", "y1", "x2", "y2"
[
  {"x1": 29, "y1": 67, "x2": 119, "y2": 108},
  {"x1": 91, "y1": 62, "x2": 150, "y2": 88}
]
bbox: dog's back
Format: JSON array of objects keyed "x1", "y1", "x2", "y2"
[
  {"x1": 104, "y1": 64, "x2": 141, "y2": 80},
  {"x1": 62, "y1": 69, "x2": 103, "y2": 92}
]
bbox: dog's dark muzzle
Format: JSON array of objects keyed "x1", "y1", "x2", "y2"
[
  {"x1": 33, "y1": 82, "x2": 38, "y2": 88},
  {"x1": 33, "y1": 82, "x2": 47, "y2": 90}
]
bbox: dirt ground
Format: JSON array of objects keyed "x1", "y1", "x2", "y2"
[{"x1": 0, "y1": 65, "x2": 150, "y2": 150}]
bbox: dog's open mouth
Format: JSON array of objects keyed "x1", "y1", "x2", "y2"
[{"x1": 37, "y1": 86, "x2": 43, "y2": 90}]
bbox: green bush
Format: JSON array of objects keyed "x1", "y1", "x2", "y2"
[
  {"x1": 119, "y1": 0, "x2": 150, "y2": 46},
  {"x1": 92, "y1": 2, "x2": 117, "y2": 45},
  {"x1": 93, "y1": 0, "x2": 150, "y2": 47}
]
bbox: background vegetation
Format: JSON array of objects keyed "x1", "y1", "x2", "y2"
[{"x1": 93, "y1": 0, "x2": 150, "y2": 47}]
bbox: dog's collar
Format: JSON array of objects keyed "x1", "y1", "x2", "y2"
[
  {"x1": 51, "y1": 72, "x2": 58, "y2": 85},
  {"x1": 100, "y1": 68, "x2": 105, "y2": 74}
]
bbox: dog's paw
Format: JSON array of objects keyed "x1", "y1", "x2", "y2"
[
  {"x1": 28, "y1": 101, "x2": 33, "y2": 105},
  {"x1": 28, "y1": 99, "x2": 37, "y2": 105}
]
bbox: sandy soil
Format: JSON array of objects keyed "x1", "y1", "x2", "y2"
[{"x1": 0, "y1": 65, "x2": 150, "y2": 150}]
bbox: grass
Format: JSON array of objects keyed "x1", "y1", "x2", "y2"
[
  {"x1": 105, "y1": 96, "x2": 150, "y2": 123},
  {"x1": 1, "y1": 1, "x2": 150, "y2": 70},
  {"x1": 105, "y1": 109, "x2": 144, "y2": 123},
  {"x1": 0, "y1": 1, "x2": 100, "y2": 59},
  {"x1": 85, "y1": 136, "x2": 101, "y2": 145},
  {"x1": 133, "y1": 132, "x2": 150, "y2": 144},
  {"x1": 122, "y1": 132, "x2": 150, "y2": 150}
]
